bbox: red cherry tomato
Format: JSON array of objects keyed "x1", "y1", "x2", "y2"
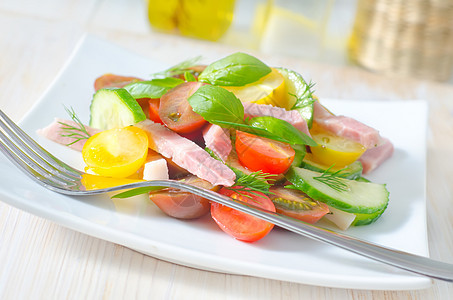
[
  {"x1": 149, "y1": 175, "x2": 216, "y2": 219},
  {"x1": 148, "y1": 98, "x2": 164, "y2": 124},
  {"x1": 268, "y1": 186, "x2": 329, "y2": 224},
  {"x1": 94, "y1": 74, "x2": 142, "y2": 91},
  {"x1": 235, "y1": 131, "x2": 295, "y2": 174},
  {"x1": 211, "y1": 187, "x2": 275, "y2": 242},
  {"x1": 158, "y1": 82, "x2": 207, "y2": 134}
]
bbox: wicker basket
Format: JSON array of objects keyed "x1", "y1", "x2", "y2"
[{"x1": 348, "y1": 0, "x2": 453, "y2": 81}]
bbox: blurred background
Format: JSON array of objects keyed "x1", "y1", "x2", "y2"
[{"x1": 146, "y1": 0, "x2": 453, "y2": 83}]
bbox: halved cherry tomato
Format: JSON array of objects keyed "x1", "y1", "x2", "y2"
[
  {"x1": 94, "y1": 73, "x2": 142, "y2": 91},
  {"x1": 268, "y1": 186, "x2": 329, "y2": 224},
  {"x1": 148, "y1": 98, "x2": 164, "y2": 124},
  {"x1": 309, "y1": 122, "x2": 366, "y2": 168},
  {"x1": 235, "y1": 131, "x2": 295, "y2": 174},
  {"x1": 82, "y1": 126, "x2": 148, "y2": 178},
  {"x1": 149, "y1": 175, "x2": 216, "y2": 219},
  {"x1": 211, "y1": 187, "x2": 275, "y2": 242},
  {"x1": 158, "y1": 81, "x2": 207, "y2": 133}
]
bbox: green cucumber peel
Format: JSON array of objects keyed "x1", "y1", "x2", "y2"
[
  {"x1": 275, "y1": 67, "x2": 315, "y2": 127},
  {"x1": 89, "y1": 88, "x2": 146, "y2": 130},
  {"x1": 285, "y1": 167, "x2": 389, "y2": 214}
]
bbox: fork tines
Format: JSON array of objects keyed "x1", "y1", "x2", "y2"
[{"x1": 0, "y1": 110, "x2": 82, "y2": 188}]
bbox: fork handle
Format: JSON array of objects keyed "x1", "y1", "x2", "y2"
[{"x1": 78, "y1": 180, "x2": 453, "y2": 282}]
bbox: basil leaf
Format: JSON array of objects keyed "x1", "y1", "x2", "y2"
[
  {"x1": 124, "y1": 77, "x2": 184, "y2": 99},
  {"x1": 214, "y1": 120, "x2": 293, "y2": 143},
  {"x1": 198, "y1": 52, "x2": 271, "y2": 86},
  {"x1": 188, "y1": 85, "x2": 245, "y2": 124},
  {"x1": 248, "y1": 116, "x2": 317, "y2": 146},
  {"x1": 111, "y1": 186, "x2": 164, "y2": 199},
  {"x1": 184, "y1": 71, "x2": 196, "y2": 82},
  {"x1": 151, "y1": 56, "x2": 201, "y2": 78}
]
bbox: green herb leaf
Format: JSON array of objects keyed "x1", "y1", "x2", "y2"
[
  {"x1": 59, "y1": 106, "x2": 91, "y2": 146},
  {"x1": 248, "y1": 116, "x2": 317, "y2": 146},
  {"x1": 151, "y1": 56, "x2": 202, "y2": 78},
  {"x1": 189, "y1": 85, "x2": 316, "y2": 147},
  {"x1": 188, "y1": 85, "x2": 245, "y2": 124},
  {"x1": 198, "y1": 52, "x2": 271, "y2": 86},
  {"x1": 313, "y1": 167, "x2": 350, "y2": 192},
  {"x1": 111, "y1": 186, "x2": 164, "y2": 199},
  {"x1": 124, "y1": 77, "x2": 184, "y2": 99},
  {"x1": 232, "y1": 171, "x2": 275, "y2": 195},
  {"x1": 213, "y1": 120, "x2": 294, "y2": 143},
  {"x1": 184, "y1": 71, "x2": 197, "y2": 82}
]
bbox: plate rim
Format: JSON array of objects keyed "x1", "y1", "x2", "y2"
[{"x1": 0, "y1": 34, "x2": 433, "y2": 290}]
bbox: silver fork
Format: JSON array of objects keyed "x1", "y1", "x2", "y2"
[{"x1": 0, "y1": 109, "x2": 452, "y2": 283}]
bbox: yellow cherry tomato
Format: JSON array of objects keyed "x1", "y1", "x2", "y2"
[
  {"x1": 309, "y1": 123, "x2": 366, "y2": 168},
  {"x1": 82, "y1": 126, "x2": 148, "y2": 178},
  {"x1": 81, "y1": 173, "x2": 144, "y2": 190},
  {"x1": 223, "y1": 69, "x2": 287, "y2": 108}
]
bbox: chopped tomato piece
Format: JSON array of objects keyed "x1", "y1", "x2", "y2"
[
  {"x1": 268, "y1": 186, "x2": 329, "y2": 224},
  {"x1": 309, "y1": 122, "x2": 366, "y2": 167},
  {"x1": 149, "y1": 175, "x2": 216, "y2": 219},
  {"x1": 94, "y1": 74, "x2": 142, "y2": 91},
  {"x1": 235, "y1": 131, "x2": 295, "y2": 174},
  {"x1": 158, "y1": 82, "x2": 207, "y2": 133},
  {"x1": 211, "y1": 187, "x2": 275, "y2": 242},
  {"x1": 148, "y1": 98, "x2": 164, "y2": 124},
  {"x1": 82, "y1": 126, "x2": 148, "y2": 178}
]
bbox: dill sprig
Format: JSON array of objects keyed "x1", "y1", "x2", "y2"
[
  {"x1": 151, "y1": 56, "x2": 202, "y2": 78},
  {"x1": 290, "y1": 80, "x2": 316, "y2": 110},
  {"x1": 313, "y1": 167, "x2": 350, "y2": 192},
  {"x1": 227, "y1": 171, "x2": 276, "y2": 199},
  {"x1": 59, "y1": 106, "x2": 91, "y2": 146}
]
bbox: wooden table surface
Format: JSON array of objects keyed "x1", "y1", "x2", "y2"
[{"x1": 1, "y1": 0, "x2": 453, "y2": 299}]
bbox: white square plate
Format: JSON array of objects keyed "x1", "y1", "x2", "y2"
[{"x1": 0, "y1": 35, "x2": 431, "y2": 290}]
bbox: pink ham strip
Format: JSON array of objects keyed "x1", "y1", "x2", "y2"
[
  {"x1": 136, "y1": 120, "x2": 235, "y2": 186},
  {"x1": 202, "y1": 124, "x2": 232, "y2": 161},
  {"x1": 243, "y1": 102, "x2": 310, "y2": 136},
  {"x1": 359, "y1": 138, "x2": 394, "y2": 174},
  {"x1": 313, "y1": 101, "x2": 381, "y2": 148},
  {"x1": 37, "y1": 118, "x2": 101, "y2": 152}
]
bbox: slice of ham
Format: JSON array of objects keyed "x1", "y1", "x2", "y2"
[
  {"x1": 202, "y1": 124, "x2": 232, "y2": 161},
  {"x1": 37, "y1": 118, "x2": 101, "y2": 152},
  {"x1": 243, "y1": 102, "x2": 310, "y2": 136},
  {"x1": 313, "y1": 101, "x2": 381, "y2": 149},
  {"x1": 359, "y1": 138, "x2": 394, "y2": 174},
  {"x1": 136, "y1": 120, "x2": 235, "y2": 187}
]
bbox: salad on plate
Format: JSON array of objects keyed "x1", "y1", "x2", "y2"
[{"x1": 37, "y1": 52, "x2": 394, "y2": 242}]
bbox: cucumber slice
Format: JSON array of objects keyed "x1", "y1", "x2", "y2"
[
  {"x1": 352, "y1": 207, "x2": 387, "y2": 226},
  {"x1": 300, "y1": 154, "x2": 363, "y2": 180},
  {"x1": 275, "y1": 67, "x2": 314, "y2": 127},
  {"x1": 355, "y1": 176, "x2": 371, "y2": 183},
  {"x1": 291, "y1": 144, "x2": 306, "y2": 167},
  {"x1": 89, "y1": 88, "x2": 146, "y2": 130},
  {"x1": 285, "y1": 166, "x2": 389, "y2": 214}
]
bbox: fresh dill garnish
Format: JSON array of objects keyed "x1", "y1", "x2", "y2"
[
  {"x1": 290, "y1": 80, "x2": 316, "y2": 110},
  {"x1": 227, "y1": 171, "x2": 276, "y2": 197},
  {"x1": 313, "y1": 167, "x2": 350, "y2": 192},
  {"x1": 151, "y1": 56, "x2": 202, "y2": 78},
  {"x1": 59, "y1": 106, "x2": 91, "y2": 146}
]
